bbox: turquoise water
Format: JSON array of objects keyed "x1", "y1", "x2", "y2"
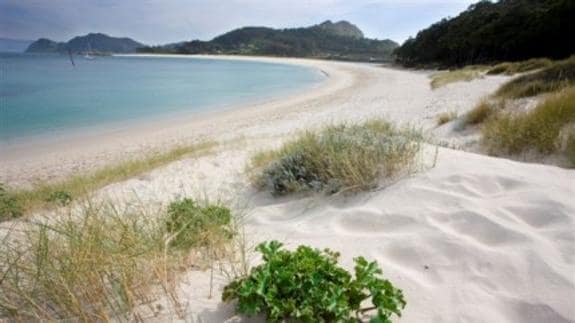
[{"x1": 0, "y1": 53, "x2": 323, "y2": 142}]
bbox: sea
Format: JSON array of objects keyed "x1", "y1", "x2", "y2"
[{"x1": 0, "y1": 53, "x2": 324, "y2": 143}]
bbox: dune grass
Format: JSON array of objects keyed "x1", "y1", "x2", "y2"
[
  {"x1": 495, "y1": 56, "x2": 575, "y2": 99},
  {"x1": 0, "y1": 141, "x2": 216, "y2": 221},
  {"x1": 436, "y1": 111, "x2": 458, "y2": 126},
  {"x1": 0, "y1": 198, "x2": 236, "y2": 321},
  {"x1": 430, "y1": 66, "x2": 484, "y2": 89},
  {"x1": 461, "y1": 100, "x2": 499, "y2": 128},
  {"x1": 486, "y1": 58, "x2": 552, "y2": 76},
  {"x1": 482, "y1": 86, "x2": 575, "y2": 159},
  {"x1": 249, "y1": 120, "x2": 422, "y2": 196}
]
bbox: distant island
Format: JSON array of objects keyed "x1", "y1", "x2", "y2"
[
  {"x1": 25, "y1": 20, "x2": 397, "y2": 62},
  {"x1": 26, "y1": 33, "x2": 145, "y2": 54},
  {"x1": 140, "y1": 20, "x2": 398, "y2": 62}
]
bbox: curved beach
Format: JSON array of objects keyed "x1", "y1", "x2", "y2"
[{"x1": 2, "y1": 55, "x2": 500, "y2": 186}]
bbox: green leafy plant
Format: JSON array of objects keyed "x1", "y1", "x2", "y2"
[
  {"x1": 223, "y1": 241, "x2": 406, "y2": 323},
  {"x1": 0, "y1": 184, "x2": 22, "y2": 220},
  {"x1": 165, "y1": 198, "x2": 232, "y2": 250},
  {"x1": 45, "y1": 190, "x2": 73, "y2": 206}
]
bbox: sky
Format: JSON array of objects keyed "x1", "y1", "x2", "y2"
[{"x1": 0, "y1": 0, "x2": 477, "y2": 45}]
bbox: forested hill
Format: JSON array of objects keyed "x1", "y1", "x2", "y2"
[
  {"x1": 394, "y1": 0, "x2": 575, "y2": 67},
  {"x1": 26, "y1": 33, "x2": 145, "y2": 54},
  {"x1": 140, "y1": 20, "x2": 398, "y2": 62}
]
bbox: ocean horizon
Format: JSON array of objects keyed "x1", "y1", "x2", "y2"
[{"x1": 0, "y1": 53, "x2": 324, "y2": 143}]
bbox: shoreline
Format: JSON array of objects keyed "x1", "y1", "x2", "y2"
[{"x1": 0, "y1": 56, "x2": 357, "y2": 187}]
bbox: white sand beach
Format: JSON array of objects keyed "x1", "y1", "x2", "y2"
[{"x1": 2, "y1": 56, "x2": 574, "y2": 322}]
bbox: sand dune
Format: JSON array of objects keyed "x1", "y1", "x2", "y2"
[{"x1": 3, "y1": 56, "x2": 574, "y2": 322}]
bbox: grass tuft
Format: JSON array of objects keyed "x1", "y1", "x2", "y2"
[
  {"x1": 436, "y1": 111, "x2": 458, "y2": 126},
  {"x1": 249, "y1": 120, "x2": 422, "y2": 196},
  {"x1": 462, "y1": 100, "x2": 498, "y2": 127},
  {"x1": 0, "y1": 198, "x2": 236, "y2": 321},
  {"x1": 0, "y1": 141, "x2": 216, "y2": 221},
  {"x1": 430, "y1": 67, "x2": 484, "y2": 89},
  {"x1": 486, "y1": 58, "x2": 552, "y2": 75},
  {"x1": 495, "y1": 56, "x2": 575, "y2": 99},
  {"x1": 482, "y1": 86, "x2": 575, "y2": 157}
]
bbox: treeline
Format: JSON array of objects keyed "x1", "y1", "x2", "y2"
[
  {"x1": 140, "y1": 22, "x2": 398, "y2": 62},
  {"x1": 394, "y1": 0, "x2": 575, "y2": 67}
]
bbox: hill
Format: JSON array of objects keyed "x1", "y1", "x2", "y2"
[
  {"x1": 140, "y1": 20, "x2": 398, "y2": 62},
  {"x1": 26, "y1": 33, "x2": 145, "y2": 54},
  {"x1": 394, "y1": 0, "x2": 575, "y2": 67},
  {"x1": 0, "y1": 38, "x2": 33, "y2": 52}
]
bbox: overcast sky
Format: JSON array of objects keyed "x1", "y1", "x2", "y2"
[{"x1": 0, "y1": 0, "x2": 477, "y2": 45}]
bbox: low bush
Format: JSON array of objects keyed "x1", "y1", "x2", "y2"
[
  {"x1": 436, "y1": 111, "x2": 458, "y2": 126},
  {"x1": 0, "y1": 184, "x2": 22, "y2": 220},
  {"x1": 495, "y1": 56, "x2": 575, "y2": 99},
  {"x1": 166, "y1": 198, "x2": 232, "y2": 251},
  {"x1": 250, "y1": 120, "x2": 422, "y2": 196},
  {"x1": 223, "y1": 240, "x2": 406, "y2": 323},
  {"x1": 482, "y1": 86, "x2": 575, "y2": 157},
  {"x1": 487, "y1": 58, "x2": 552, "y2": 75}
]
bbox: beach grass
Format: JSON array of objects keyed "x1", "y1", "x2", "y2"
[
  {"x1": 495, "y1": 56, "x2": 575, "y2": 99},
  {"x1": 436, "y1": 111, "x2": 458, "y2": 126},
  {"x1": 248, "y1": 120, "x2": 422, "y2": 196},
  {"x1": 461, "y1": 100, "x2": 499, "y2": 128},
  {"x1": 486, "y1": 58, "x2": 553, "y2": 76},
  {"x1": 430, "y1": 66, "x2": 485, "y2": 89},
  {"x1": 0, "y1": 198, "x2": 237, "y2": 321},
  {"x1": 482, "y1": 86, "x2": 575, "y2": 158},
  {"x1": 0, "y1": 141, "x2": 216, "y2": 221}
]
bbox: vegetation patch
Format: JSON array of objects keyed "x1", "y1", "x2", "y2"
[
  {"x1": 0, "y1": 141, "x2": 215, "y2": 221},
  {"x1": 462, "y1": 100, "x2": 499, "y2": 127},
  {"x1": 482, "y1": 86, "x2": 575, "y2": 158},
  {"x1": 0, "y1": 198, "x2": 235, "y2": 321},
  {"x1": 166, "y1": 198, "x2": 233, "y2": 251},
  {"x1": 250, "y1": 120, "x2": 422, "y2": 196},
  {"x1": 223, "y1": 240, "x2": 406, "y2": 322},
  {"x1": 436, "y1": 111, "x2": 458, "y2": 126},
  {"x1": 486, "y1": 58, "x2": 552, "y2": 75},
  {"x1": 495, "y1": 56, "x2": 575, "y2": 99},
  {"x1": 0, "y1": 184, "x2": 22, "y2": 220},
  {"x1": 430, "y1": 68, "x2": 483, "y2": 89}
]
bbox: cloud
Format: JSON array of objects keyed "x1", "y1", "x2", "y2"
[{"x1": 0, "y1": 0, "x2": 475, "y2": 44}]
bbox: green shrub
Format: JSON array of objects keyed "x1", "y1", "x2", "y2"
[
  {"x1": 0, "y1": 184, "x2": 22, "y2": 221},
  {"x1": 250, "y1": 120, "x2": 421, "y2": 196},
  {"x1": 166, "y1": 198, "x2": 232, "y2": 250},
  {"x1": 483, "y1": 86, "x2": 575, "y2": 156},
  {"x1": 495, "y1": 56, "x2": 575, "y2": 98},
  {"x1": 223, "y1": 241, "x2": 406, "y2": 323},
  {"x1": 45, "y1": 190, "x2": 73, "y2": 206},
  {"x1": 436, "y1": 111, "x2": 458, "y2": 126}
]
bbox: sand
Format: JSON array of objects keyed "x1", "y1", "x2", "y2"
[{"x1": 2, "y1": 55, "x2": 574, "y2": 322}]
